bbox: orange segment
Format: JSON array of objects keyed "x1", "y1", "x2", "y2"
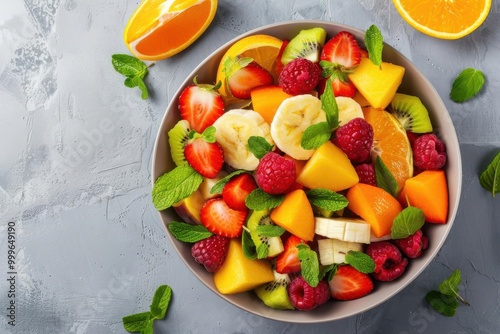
[
  {"x1": 215, "y1": 34, "x2": 283, "y2": 105},
  {"x1": 363, "y1": 107, "x2": 413, "y2": 192},
  {"x1": 392, "y1": 0, "x2": 492, "y2": 40},
  {"x1": 124, "y1": 0, "x2": 218, "y2": 60}
]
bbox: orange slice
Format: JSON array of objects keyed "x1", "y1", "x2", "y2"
[
  {"x1": 363, "y1": 107, "x2": 413, "y2": 192},
  {"x1": 392, "y1": 0, "x2": 492, "y2": 40},
  {"x1": 124, "y1": 0, "x2": 218, "y2": 61},
  {"x1": 215, "y1": 34, "x2": 283, "y2": 105}
]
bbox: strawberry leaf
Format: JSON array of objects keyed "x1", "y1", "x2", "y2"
[
  {"x1": 479, "y1": 151, "x2": 500, "y2": 197},
  {"x1": 168, "y1": 222, "x2": 212, "y2": 243},
  {"x1": 364, "y1": 25, "x2": 383, "y2": 66},
  {"x1": 450, "y1": 68, "x2": 485, "y2": 103},
  {"x1": 152, "y1": 165, "x2": 203, "y2": 210}
]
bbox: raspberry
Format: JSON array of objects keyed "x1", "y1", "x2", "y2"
[
  {"x1": 393, "y1": 230, "x2": 429, "y2": 258},
  {"x1": 191, "y1": 234, "x2": 229, "y2": 272},
  {"x1": 413, "y1": 133, "x2": 447, "y2": 170},
  {"x1": 256, "y1": 152, "x2": 296, "y2": 194},
  {"x1": 355, "y1": 163, "x2": 376, "y2": 186},
  {"x1": 335, "y1": 118, "x2": 374, "y2": 163},
  {"x1": 365, "y1": 241, "x2": 408, "y2": 282},
  {"x1": 278, "y1": 58, "x2": 322, "y2": 95},
  {"x1": 288, "y1": 276, "x2": 329, "y2": 311}
]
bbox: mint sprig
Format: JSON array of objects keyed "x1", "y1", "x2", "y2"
[
  {"x1": 375, "y1": 155, "x2": 399, "y2": 197},
  {"x1": 364, "y1": 24, "x2": 384, "y2": 66},
  {"x1": 112, "y1": 54, "x2": 150, "y2": 99},
  {"x1": 248, "y1": 136, "x2": 273, "y2": 159},
  {"x1": 241, "y1": 228, "x2": 257, "y2": 260},
  {"x1": 123, "y1": 285, "x2": 173, "y2": 333},
  {"x1": 391, "y1": 206, "x2": 426, "y2": 239},
  {"x1": 479, "y1": 151, "x2": 500, "y2": 197},
  {"x1": 255, "y1": 225, "x2": 285, "y2": 237},
  {"x1": 168, "y1": 221, "x2": 212, "y2": 243},
  {"x1": 152, "y1": 165, "x2": 203, "y2": 211},
  {"x1": 345, "y1": 251, "x2": 375, "y2": 274},
  {"x1": 306, "y1": 188, "x2": 349, "y2": 212},
  {"x1": 245, "y1": 188, "x2": 285, "y2": 211},
  {"x1": 426, "y1": 269, "x2": 469, "y2": 316},
  {"x1": 450, "y1": 68, "x2": 485, "y2": 103},
  {"x1": 297, "y1": 244, "x2": 320, "y2": 287}
]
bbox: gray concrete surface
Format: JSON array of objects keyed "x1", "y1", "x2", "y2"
[{"x1": 1, "y1": 1, "x2": 499, "y2": 333}]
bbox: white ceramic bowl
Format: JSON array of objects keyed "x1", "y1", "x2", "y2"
[{"x1": 151, "y1": 20, "x2": 462, "y2": 323}]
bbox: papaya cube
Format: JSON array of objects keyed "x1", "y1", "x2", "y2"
[{"x1": 250, "y1": 85, "x2": 293, "y2": 124}]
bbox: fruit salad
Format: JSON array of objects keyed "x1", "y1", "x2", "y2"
[{"x1": 152, "y1": 25, "x2": 449, "y2": 312}]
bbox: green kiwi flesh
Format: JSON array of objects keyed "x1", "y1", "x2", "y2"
[
  {"x1": 254, "y1": 270, "x2": 294, "y2": 310},
  {"x1": 168, "y1": 119, "x2": 191, "y2": 166},
  {"x1": 246, "y1": 209, "x2": 284, "y2": 258},
  {"x1": 389, "y1": 93, "x2": 433, "y2": 133},
  {"x1": 281, "y1": 27, "x2": 327, "y2": 65}
]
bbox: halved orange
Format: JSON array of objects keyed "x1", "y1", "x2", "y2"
[
  {"x1": 215, "y1": 34, "x2": 283, "y2": 105},
  {"x1": 124, "y1": 0, "x2": 218, "y2": 61},
  {"x1": 392, "y1": 0, "x2": 492, "y2": 40},
  {"x1": 363, "y1": 107, "x2": 413, "y2": 192}
]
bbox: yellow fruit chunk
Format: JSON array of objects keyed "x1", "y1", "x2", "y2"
[
  {"x1": 392, "y1": 0, "x2": 491, "y2": 40},
  {"x1": 346, "y1": 183, "x2": 403, "y2": 237},
  {"x1": 348, "y1": 58, "x2": 405, "y2": 109},
  {"x1": 213, "y1": 239, "x2": 274, "y2": 294},
  {"x1": 124, "y1": 0, "x2": 218, "y2": 60},
  {"x1": 250, "y1": 85, "x2": 293, "y2": 124},
  {"x1": 270, "y1": 189, "x2": 315, "y2": 241},
  {"x1": 173, "y1": 189, "x2": 204, "y2": 225},
  {"x1": 296, "y1": 141, "x2": 359, "y2": 192}
]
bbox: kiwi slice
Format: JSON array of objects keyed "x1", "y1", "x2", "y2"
[
  {"x1": 247, "y1": 209, "x2": 284, "y2": 258},
  {"x1": 281, "y1": 27, "x2": 327, "y2": 65},
  {"x1": 168, "y1": 119, "x2": 191, "y2": 166},
  {"x1": 254, "y1": 270, "x2": 294, "y2": 310},
  {"x1": 389, "y1": 93, "x2": 433, "y2": 133}
]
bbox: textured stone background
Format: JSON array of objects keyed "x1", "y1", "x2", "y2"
[{"x1": 1, "y1": 1, "x2": 499, "y2": 333}]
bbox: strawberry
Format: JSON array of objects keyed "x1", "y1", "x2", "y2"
[
  {"x1": 222, "y1": 173, "x2": 258, "y2": 211},
  {"x1": 319, "y1": 31, "x2": 362, "y2": 97},
  {"x1": 184, "y1": 127, "x2": 224, "y2": 179},
  {"x1": 223, "y1": 56, "x2": 274, "y2": 99},
  {"x1": 275, "y1": 39, "x2": 290, "y2": 75},
  {"x1": 318, "y1": 75, "x2": 357, "y2": 98},
  {"x1": 200, "y1": 197, "x2": 247, "y2": 238},
  {"x1": 276, "y1": 235, "x2": 305, "y2": 274},
  {"x1": 178, "y1": 79, "x2": 224, "y2": 134},
  {"x1": 329, "y1": 265, "x2": 374, "y2": 301}
]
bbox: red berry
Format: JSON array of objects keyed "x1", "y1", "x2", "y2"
[
  {"x1": 288, "y1": 276, "x2": 328, "y2": 311},
  {"x1": 200, "y1": 198, "x2": 247, "y2": 238},
  {"x1": 355, "y1": 163, "x2": 376, "y2": 186},
  {"x1": 222, "y1": 173, "x2": 258, "y2": 211},
  {"x1": 329, "y1": 265, "x2": 374, "y2": 301},
  {"x1": 191, "y1": 234, "x2": 230, "y2": 272},
  {"x1": 256, "y1": 152, "x2": 296, "y2": 194},
  {"x1": 335, "y1": 118, "x2": 374, "y2": 163},
  {"x1": 393, "y1": 230, "x2": 429, "y2": 258},
  {"x1": 275, "y1": 235, "x2": 304, "y2": 274},
  {"x1": 365, "y1": 241, "x2": 408, "y2": 282},
  {"x1": 313, "y1": 280, "x2": 331, "y2": 307},
  {"x1": 413, "y1": 133, "x2": 447, "y2": 170},
  {"x1": 278, "y1": 58, "x2": 322, "y2": 95},
  {"x1": 184, "y1": 138, "x2": 224, "y2": 178}
]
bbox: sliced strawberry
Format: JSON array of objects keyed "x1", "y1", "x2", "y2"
[
  {"x1": 329, "y1": 265, "x2": 374, "y2": 301},
  {"x1": 320, "y1": 31, "x2": 362, "y2": 69},
  {"x1": 200, "y1": 198, "x2": 247, "y2": 238},
  {"x1": 224, "y1": 57, "x2": 274, "y2": 100},
  {"x1": 184, "y1": 134, "x2": 224, "y2": 179},
  {"x1": 222, "y1": 173, "x2": 258, "y2": 211},
  {"x1": 275, "y1": 39, "x2": 290, "y2": 75},
  {"x1": 318, "y1": 74, "x2": 356, "y2": 98},
  {"x1": 178, "y1": 79, "x2": 225, "y2": 134},
  {"x1": 275, "y1": 235, "x2": 305, "y2": 274}
]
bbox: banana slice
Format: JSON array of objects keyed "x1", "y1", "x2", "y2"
[
  {"x1": 212, "y1": 109, "x2": 273, "y2": 171},
  {"x1": 336, "y1": 96, "x2": 364, "y2": 126},
  {"x1": 270, "y1": 94, "x2": 326, "y2": 160}
]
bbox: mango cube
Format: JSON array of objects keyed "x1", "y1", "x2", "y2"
[
  {"x1": 213, "y1": 239, "x2": 274, "y2": 294},
  {"x1": 348, "y1": 58, "x2": 405, "y2": 109}
]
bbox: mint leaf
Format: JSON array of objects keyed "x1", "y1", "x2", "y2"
[
  {"x1": 241, "y1": 228, "x2": 257, "y2": 260},
  {"x1": 450, "y1": 68, "x2": 485, "y2": 103},
  {"x1": 112, "y1": 54, "x2": 150, "y2": 100},
  {"x1": 168, "y1": 222, "x2": 212, "y2": 243},
  {"x1": 306, "y1": 188, "x2": 349, "y2": 212},
  {"x1": 256, "y1": 243, "x2": 269, "y2": 259},
  {"x1": 123, "y1": 311, "x2": 152, "y2": 332},
  {"x1": 150, "y1": 285, "x2": 172, "y2": 320},
  {"x1": 320, "y1": 263, "x2": 337, "y2": 281},
  {"x1": 297, "y1": 244, "x2": 320, "y2": 287},
  {"x1": 248, "y1": 136, "x2": 273, "y2": 159},
  {"x1": 345, "y1": 251, "x2": 375, "y2": 274},
  {"x1": 210, "y1": 170, "x2": 247, "y2": 194},
  {"x1": 364, "y1": 25, "x2": 384, "y2": 66},
  {"x1": 201, "y1": 126, "x2": 216, "y2": 143},
  {"x1": 245, "y1": 188, "x2": 284, "y2": 211},
  {"x1": 301, "y1": 122, "x2": 331, "y2": 150},
  {"x1": 391, "y1": 206, "x2": 425, "y2": 239},
  {"x1": 152, "y1": 165, "x2": 204, "y2": 211},
  {"x1": 426, "y1": 290, "x2": 460, "y2": 317},
  {"x1": 375, "y1": 155, "x2": 399, "y2": 197},
  {"x1": 439, "y1": 269, "x2": 469, "y2": 305},
  {"x1": 321, "y1": 78, "x2": 339, "y2": 129},
  {"x1": 479, "y1": 151, "x2": 500, "y2": 197},
  {"x1": 255, "y1": 225, "x2": 285, "y2": 237}
]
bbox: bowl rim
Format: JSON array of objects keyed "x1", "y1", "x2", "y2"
[{"x1": 151, "y1": 19, "x2": 463, "y2": 323}]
